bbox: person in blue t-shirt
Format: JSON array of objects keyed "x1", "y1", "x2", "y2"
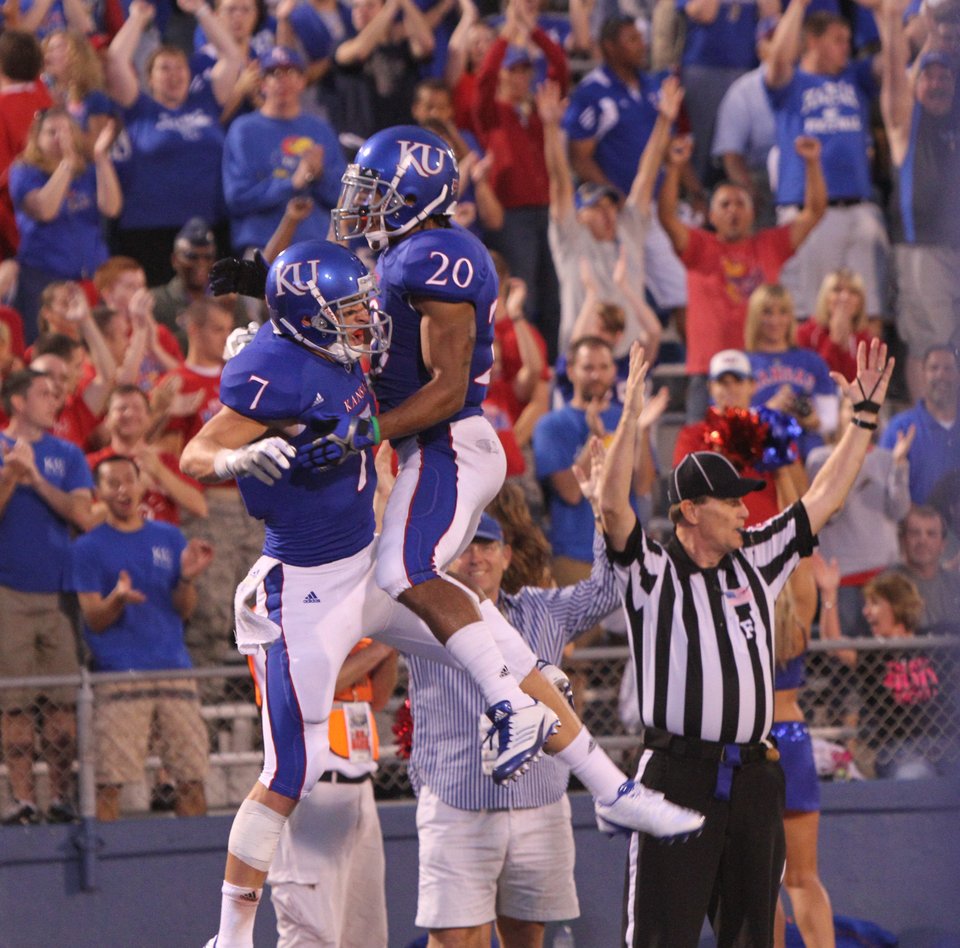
[
  {"x1": 678, "y1": 0, "x2": 768, "y2": 183},
  {"x1": 222, "y1": 46, "x2": 345, "y2": 255},
  {"x1": 10, "y1": 108, "x2": 121, "y2": 343},
  {"x1": 104, "y1": 0, "x2": 244, "y2": 284},
  {"x1": 533, "y1": 336, "x2": 655, "y2": 583},
  {"x1": 562, "y1": 15, "x2": 689, "y2": 327},
  {"x1": 41, "y1": 29, "x2": 117, "y2": 149},
  {"x1": 879, "y1": 345, "x2": 960, "y2": 504},
  {"x1": 0, "y1": 368, "x2": 93, "y2": 826},
  {"x1": 743, "y1": 282, "x2": 838, "y2": 459},
  {"x1": 878, "y1": 0, "x2": 960, "y2": 401},
  {"x1": 191, "y1": 0, "x2": 277, "y2": 124},
  {"x1": 764, "y1": 0, "x2": 890, "y2": 323},
  {"x1": 71, "y1": 454, "x2": 214, "y2": 820}
]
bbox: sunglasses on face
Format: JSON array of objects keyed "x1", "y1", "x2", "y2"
[{"x1": 179, "y1": 249, "x2": 216, "y2": 262}]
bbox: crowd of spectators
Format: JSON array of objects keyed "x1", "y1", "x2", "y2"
[{"x1": 0, "y1": 0, "x2": 958, "y2": 821}]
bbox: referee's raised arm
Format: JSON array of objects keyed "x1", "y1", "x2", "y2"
[
  {"x1": 599, "y1": 342, "x2": 648, "y2": 552},
  {"x1": 801, "y1": 338, "x2": 895, "y2": 534}
]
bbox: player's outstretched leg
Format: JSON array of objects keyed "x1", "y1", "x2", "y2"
[
  {"x1": 398, "y1": 575, "x2": 560, "y2": 784},
  {"x1": 514, "y1": 655, "x2": 704, "y2": 840},
  {"x1": 205, "y1": 785, "x2": 295, "y2": 948}
]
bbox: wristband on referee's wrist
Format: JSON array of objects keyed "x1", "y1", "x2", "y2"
[{"x1": 850, "y1": 416, "x2": 877, "y2": 431}]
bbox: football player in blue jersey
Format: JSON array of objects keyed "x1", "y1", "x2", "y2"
[
  {"x1": 329, "y1": 125, "x2": 703, "y2": 814},
  {"x1": 186, "y1": 238, "x2": 703, "y2": 948}
]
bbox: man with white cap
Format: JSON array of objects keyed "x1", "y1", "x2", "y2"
[{"x1": 673, "y1": 348, "x2": 792, "y2": 525}]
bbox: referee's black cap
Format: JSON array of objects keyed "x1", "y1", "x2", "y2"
[{"x1": 668, "y1": 452, "x2": 765, "y2": 504}]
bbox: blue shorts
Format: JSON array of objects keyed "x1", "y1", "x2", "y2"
[{"x1": 770, "y1": 720, "x2": 820, "y2": 813}]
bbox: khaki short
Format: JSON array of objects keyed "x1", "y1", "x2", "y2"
[
  {"x1": 95, "y1": 679, "x2": 209, "y2": 785},
  {"x1": 0, "y1": 585, "x2": 79, "y2": 710},
  {"x1": 415, "y1": 786, "x2": 579, "y2": 929}
]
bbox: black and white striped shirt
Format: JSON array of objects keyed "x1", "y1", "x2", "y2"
[
  {"x1": 406, "y1": 531, "x2": 620, "y2": 810},
  {"x1": 608, "y1": 503, "x2": 816, "y2": 744}
]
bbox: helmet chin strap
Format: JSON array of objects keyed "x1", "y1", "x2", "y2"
[{"x1": 366, "y1": 181, "x2": 453, "y2": 250}]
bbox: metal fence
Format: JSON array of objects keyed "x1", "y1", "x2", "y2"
[{"x1": 2, "y1": 636, "x2": 958, "y2": 823}]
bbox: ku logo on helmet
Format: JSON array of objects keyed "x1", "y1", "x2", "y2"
[
  {"x1": 397, "y1": 140, "x2": 448, "y2": 178},
  {"x1": 273, "y1": 260, "x2": 322, "y2": 296}
]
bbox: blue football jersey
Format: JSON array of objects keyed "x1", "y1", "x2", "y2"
[
  {"x1": 374, "y1": 225, "x2": 498, "y2": 438},
  {"x1": 219, "y1": 324, "x2": 377, "y2": 567}
]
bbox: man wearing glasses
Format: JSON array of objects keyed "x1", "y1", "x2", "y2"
[{"x1": 151, "y1": 217, "x2": 222, "y2": 350}]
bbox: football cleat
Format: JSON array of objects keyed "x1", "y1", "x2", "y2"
[
  {"x1": 595, "y1": 780, "x2": 705, "y2": 840},
  {"x1": 485, "y1": 700, "x2": 560, "y2": 785},
  {"x1": 1, "y1": 801, "x2": 40, "y2": 826}
]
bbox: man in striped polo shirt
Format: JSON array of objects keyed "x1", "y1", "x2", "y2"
[
  {"x1": 409, "y1": 506, "x2": 703, "y2": 947},
  {"x1": 599, "y1": 339, "x2": 894, "y2": 945}
]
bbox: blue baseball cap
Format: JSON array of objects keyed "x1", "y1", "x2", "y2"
[
  {"x1": 473, "y1": 513, "x2": 504, "y2": 544},
  {"x1": 575, "y1": 182, "x2": 621, "y2": 210},
  {"x1": 259, "y1": 46, "x2": 305, "y2": 73},
  {"x1": 918, "y1": 51, "x2": 957, "y2": 74},
  {"x1": 502, "y1": 45, "x2": 533, "y2": 69}
]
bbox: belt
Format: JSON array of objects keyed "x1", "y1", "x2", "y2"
[
  {"x1": 642, "y1": 727, "x2": 779, "y2": 801},
  {"x1": 779, "y1": 198, "x2": 865, "y2": 211},
  {"x1": 318, "y1": 771, "x2": 372, "y2": 785}
]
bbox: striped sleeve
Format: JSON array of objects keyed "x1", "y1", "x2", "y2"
[
  {"x1": 513, "y1": 531, "x2": 621, "y2": 641},
  {"x1": 740, "y1": 501, "x2": 816, "y2": 598}
]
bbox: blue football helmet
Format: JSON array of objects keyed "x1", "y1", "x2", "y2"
[
  {"x1": 265, "y1": 240, "x2": 391, "y2": 363},
  {"x1": 333, "y1": 125, "x2": 459, "y2": 251}
]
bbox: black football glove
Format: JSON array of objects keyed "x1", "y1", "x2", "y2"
[{"x1": 209, "y1": 249, "x2": 269, "y2": 298}]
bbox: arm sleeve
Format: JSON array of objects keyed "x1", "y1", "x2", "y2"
[
  {"x1": 222, "y1": 122, "x2": 296, "y2": 215},
  {"x1": 526, "y1": 530, "x2": 623, "y2": 640},
  {"x1": 311, "y1": 121, "x2": 346, "y2": 208}
]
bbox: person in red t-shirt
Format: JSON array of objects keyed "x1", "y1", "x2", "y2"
[
  {"x1": 158, "y1": 297, "x2": 263, "y2": 670},
  {"x1": 473, "y1": 0, "x2": 569, "y2": 355},
  {"x1": 796, "y1": 267, "x2": 874, "y2": 383},
  {"x1": 94, "y1": 257, "x2": 184, "y2": 388},
  {"x1": 0, "y1": 32, "x2": 53, "y2": 268},
  {"x1": 673, "y1": 348, "x2": 807, "y2": 528},
  {"x1": 659, "y1": 133, "x2": 827, "y2": 423},
  {"x1": 86, "y1": 384, "x2": 207, "y2": 525},
  {"x1": 29, "y1": 287, "x2": 118, "y2": 449}
]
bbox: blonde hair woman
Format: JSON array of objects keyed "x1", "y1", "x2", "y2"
[
  {"x1": 796, "y1": 268, "x2": 873, "y2": 380},
  {"x1": 744, "y1": 283, "x2": 838, "y2": 459},
  {"x1": 41, "y1": 30, "x2": 113, "y2": 148},
  {"x1": 771, "y1": 469, "x2": 837, "y2": 948},
  {"x1": 9, "y1": 108, "x2": 121, "y2": 340}
]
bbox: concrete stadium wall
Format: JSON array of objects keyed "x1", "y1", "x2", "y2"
[{"x1": 1, "y1": 779, "x2": 958, "y2": 948}]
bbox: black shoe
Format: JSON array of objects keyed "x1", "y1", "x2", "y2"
[
  {"x1": 2, "y1": 802, "x2": 41, "y2": 826},
  {"x1": 46, "y1": 800, "x2": 79, "y2": 824},
  {"x1": 150, "y1": 782, "x2": 177, "y2": 813}
]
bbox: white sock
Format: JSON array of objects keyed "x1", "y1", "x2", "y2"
[
  {"x1": 444, "y1": 621, "x2": 530, "y2": 709},
  {"x1": 217, "y1": 880, "x2": 262, "y2": 948},
  {"x1": 554, "y1": 726, "x2": 625, "y2": 803}
]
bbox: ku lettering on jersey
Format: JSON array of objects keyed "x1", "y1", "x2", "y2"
[
  {"x1": 219, "y1": 323, "x2": 377, "y2": 567},
  {"x1": 374, "y1": 224, "x2": 498, "y2": 443}
]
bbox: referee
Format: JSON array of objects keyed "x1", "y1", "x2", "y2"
[{"x1": 599, "y1": 339, "x2": 894, "y2": 946}]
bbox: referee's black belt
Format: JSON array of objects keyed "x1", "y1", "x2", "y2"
[
  {"x1": 642, "y1": 727, "x2": 779, "y2": 801},
  {"x1": 779, "y1": 197, "x2": 864, "y2": 211},
  {"x1": 318, "y1": 771, "x2": 372, "y2": 785}
]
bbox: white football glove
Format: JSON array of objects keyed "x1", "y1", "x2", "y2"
[
  {"x1": 223, "y1": 321, "x2": 261, "y2": 360},
  {"x1": 212, "y1": 437, "x2": 296, "y2": 485}
]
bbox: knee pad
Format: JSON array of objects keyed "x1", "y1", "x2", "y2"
[{"x1": 227, "y1": 799, "x2": 288, "y2": 873}]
